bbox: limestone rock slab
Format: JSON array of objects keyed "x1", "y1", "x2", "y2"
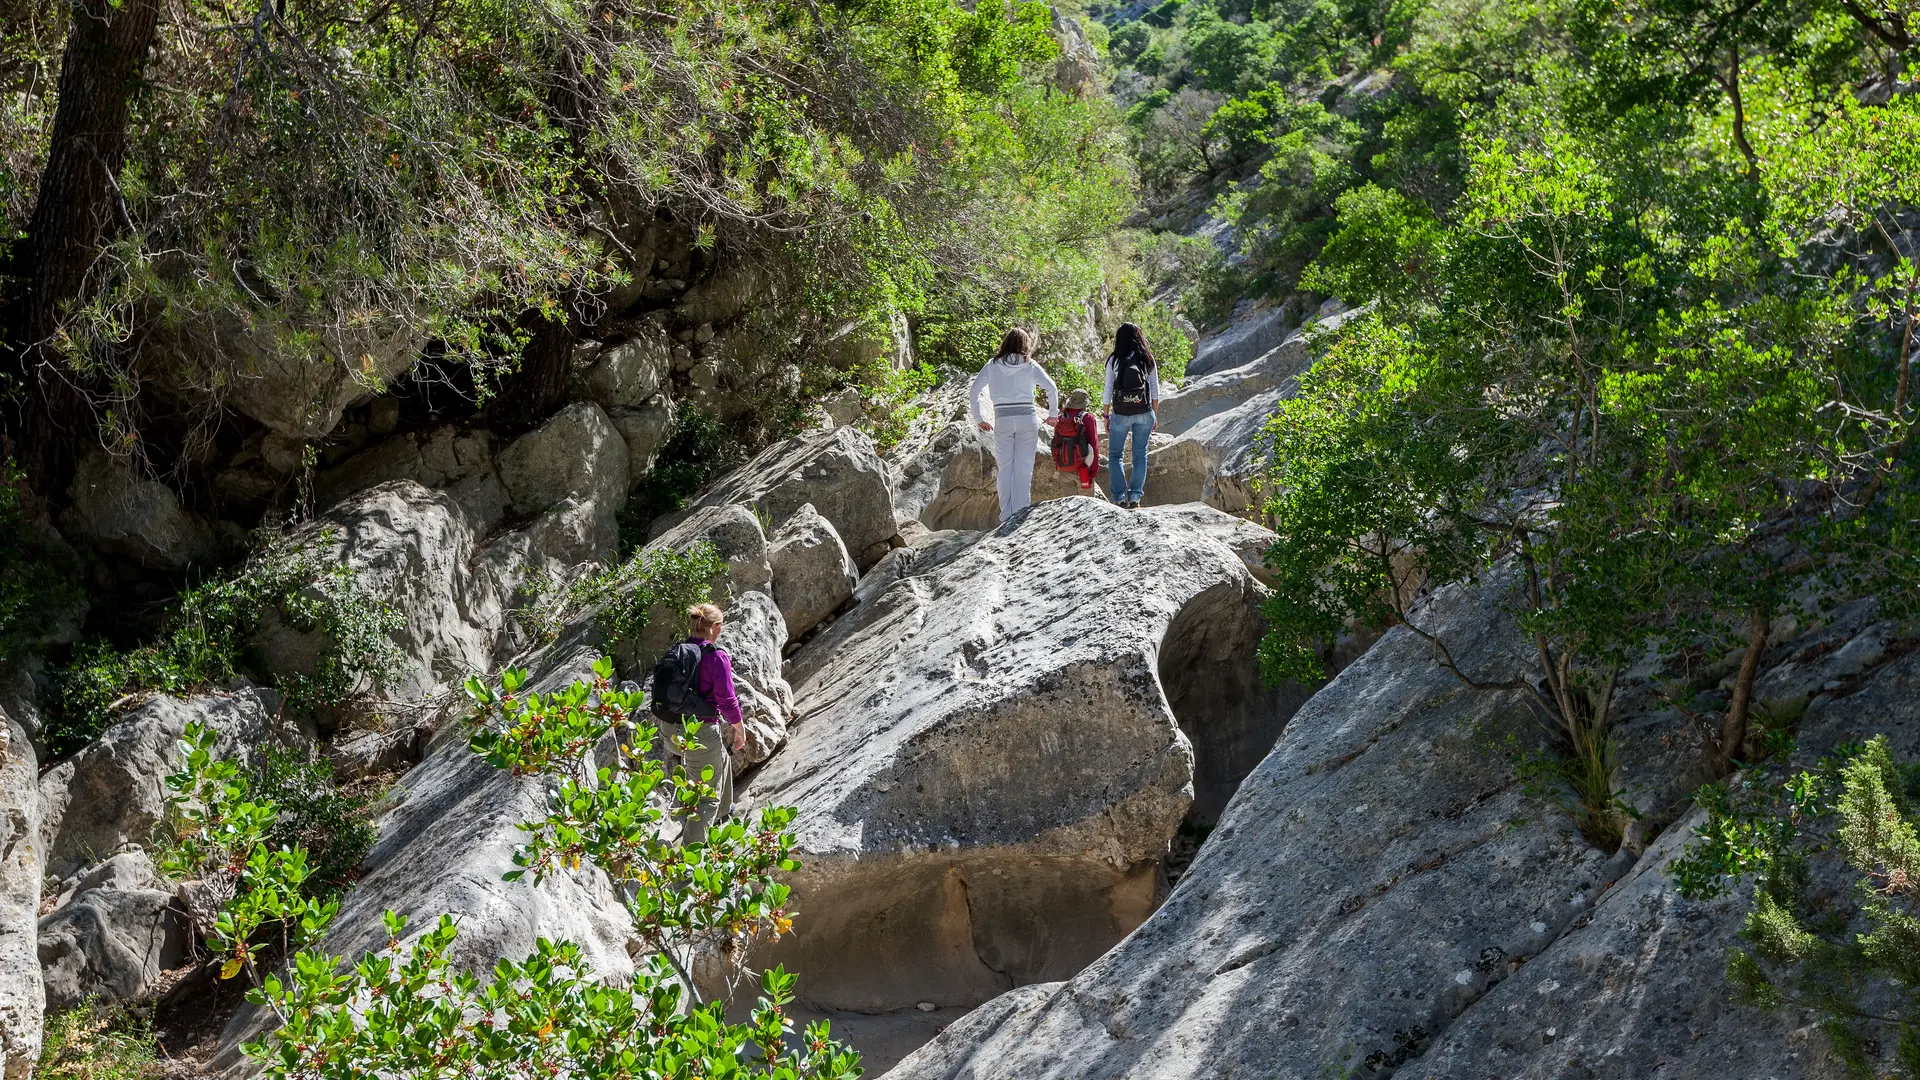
[
  {"x1": 743, "y1": 499, "x2": 1306, "y2": 1015},
  {"x1": 42, "y1": 688, "x2": 286, "y2": 881},
  {"x1": 0, "y1": 711, "x2": 42, "y2": 1079}
]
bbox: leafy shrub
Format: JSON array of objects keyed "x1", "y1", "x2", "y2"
[
  {"x1": 619, "y1": 409, "x2": 743, "y2": 547},
  {"x1": 1670, "y1": 736, "x2": 1920, "y2": 1072},
  {"x1": 163, "y1": 722, "x2": 350, "y2": 982},
  {"x1": 0, "y1": 459, "x2": 83, "y2": 661},
  {"x1": 864, "y1": 362, "x2": 944, "y2": 452},
  {"x1": 45, "y1": 533, "x2": 402, "y2": 758},
  {"x1": 250, "y1": 749, "x2": 376, "y2": 896},
  {"x1": 171, "y1": 658, "x2": 861, "y2": 1078},
  {"x1": 36, "y1": 1003, "x2": 160, "y2": 1080},
  {"x1": 519, "y1": 542, "x2": 725, "y2": 648}
]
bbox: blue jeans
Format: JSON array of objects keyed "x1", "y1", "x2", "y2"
[{"x1": 1107, "y1": 410, "x2": 1154, "y2": 502}]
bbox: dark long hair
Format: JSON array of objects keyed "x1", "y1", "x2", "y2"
[
  {"x1": 1112, "y1": 323, "x2": 1154, "y2": 370},
  {"x1": 996, "y1": 327, "x2": 1033, "y2": 361}
]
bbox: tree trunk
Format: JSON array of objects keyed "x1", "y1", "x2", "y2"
[
  {"x1": 0, "y1": 0, "x2": 161, "y2": 496},
  {"x1": 1716, "y1": 607, "x2": 1771, "y2": 774},
  {"x1": 487, "y1": 307, "x2": 579, "y2": 433}
]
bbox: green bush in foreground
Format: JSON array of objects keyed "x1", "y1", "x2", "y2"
[
  {"x1": 168, "y1": 657, "x2": 859, "y2": 1079},
  {"x1": 1672, "y1": 736, "x2": 1920, "y2": 1075}
]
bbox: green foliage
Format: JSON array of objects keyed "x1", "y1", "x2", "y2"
[
  {"x1": 163, "y1": 722, "x2": 348, "y2": 983},
  {"x1": 45, "y1": 533, "x2": 403, "y2": 759},
  {"x1": 1672, "y1": 737, "x2": 1920, "y2": 1073},
  {"x1": 250, "y1": 749, "x2": 377, "y2": 896},
  {"x1": 0, "y1": 458, "x2": 81, "y2": 661},
  {"x1": 207, "y1": 658, "x2": 858, "y2": 1078},
  {"x1": 621, "y1": 409, "x2": 743, "y2": 544},
  {"x1": 1252, "y1": 0, "x2": 1919, "y2": 843},
  {"x1": 4, "y1": 0, "x2": 1133, "y2": 452},
  {"x1": 36, "y1": 1003, "x2": 160, "y2": 1080},
  {"x1": 519, "y1": 543, "x2": 724, "y2": 647},
  {"x1": 862, "y1": 362, "x2": 945, "y2": 452}
]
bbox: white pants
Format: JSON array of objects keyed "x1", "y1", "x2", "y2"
[{"x1": 992, "y1": 408, "x2": 1040, "y2": 523}]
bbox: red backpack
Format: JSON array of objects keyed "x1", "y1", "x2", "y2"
[{"x1": 1050, "y1": 410, "x2": 1095, "y2": 471}]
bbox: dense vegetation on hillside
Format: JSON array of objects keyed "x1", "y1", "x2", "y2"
[{"x1": 0, "y1": 0, "x2": 1136, "y2": 497}]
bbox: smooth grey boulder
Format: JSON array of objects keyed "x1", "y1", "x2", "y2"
[
  {"x1": 208, "y1": 317, "x2": 423, "y2": 440},
  {"x1": 38, "y1": 851, "x2": 187, "y2": 1012},
  {"x1": 648, "y1": 503, "x2": 772, "y2": 599},
  {"x1": 41, "y1": 687, "x2": 286, "y2": 881},
  {"x1": 1, "y1": 711, "x2": 42, "y2": 1079},
  {"x1": 743, "y1": 499, "x2": 1309, "y2": 1016},
  {"x1": 887, "y1": 567, "x2": 1889, "y2": 1080},
  {"x1": 262, "y1": 481, "x2": 504, "y2": 704},
  {"x1": 496, "y1": 401, "x2": 631, "y2": 517},
  {"x1": 1184, "y1": 304, "x2": 1295, "y2": 380},
  {"x1": 659, "y1": 426, "x2": 896, "y2": 569},
  {"x1": 213, "y1": 639, "x2": 634, "y2": 1074},
  {"x1": 479, "y1": 403, "x2": 632, "y2": 630},
  {"x1": 581, "y1": 329, "x2": 671, "y2": 409},
  {"x1": 61, "y1": 452, "x2": 214, "y2": 570},
  {"x1": 609, "y1": 396, "x2": 677, "y2": 485},
  {"x1": 768, "y1": 504, "x2": 857, "y2": 639}
]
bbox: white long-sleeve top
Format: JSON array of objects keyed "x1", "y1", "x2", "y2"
[
  {"x1": 1101, "y1": 354, "x2": 1162, "y2": 408},
  {"x1": 969, "y1": 355, "x2": 1059, "y2": 423}
]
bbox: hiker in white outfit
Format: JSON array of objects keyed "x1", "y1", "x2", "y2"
[{"x1": 968, "y1": 328, "x2": 1059, "y2": 524}]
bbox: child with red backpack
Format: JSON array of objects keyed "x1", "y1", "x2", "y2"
[{"x1": 1050, "y1": 388, "x2": 1101, "y2": 490}]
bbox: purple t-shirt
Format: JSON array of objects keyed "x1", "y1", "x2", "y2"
[{"x1": 689, "y1": 639, "x2": 744, "y2": 726}]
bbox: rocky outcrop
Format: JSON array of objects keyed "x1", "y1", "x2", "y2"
[
  {"x1": 38, "y1": 851, "x2": 188, "y2": 1013},
  {"x1": 312, "y1": 426, "x2": 504, "y2": 525},
  {"x1": 212, "y1": 638, "x2": 634, "y2": 1073},
  {"x1": 496, "y1": 402, "x2": 630, "y2": 521},
  {"x1": 661, "y1": 426, "x2": 896, "y2": 569},
  {"x1": 580, "y1": 329, "x2": 671, "y2": 409},
  {"x1": 40, "y1": 687, "x2": 289, "y2": 882},
  {"x1": 719, "y1": 590, "x2": 794, "y2": 766},
  {"x1": 609, "y1": 397, "x2": 676, "y2": 484},
  {"x1": 742, "y1": 499, "x2": 1309, "y2": 1015},
  {"x1": 61, "y1": 452, "x2": 215, "y2": 570},
  {"x1": 1, "y1": 711, "x2": 41, "y2": 1079},
  {"x1": 768, "y1": 504, "x2": 858, "y2": 639},
  {"x1": 884, "y1": 569, "x2": 1909, "y2": 1080},
  {"x1": 264, "y1": 481, "x2": 504, "y2": 705},
  {"x1": 1182, "y1": 304, "x2": 1296, "y2": 380},
  {"x1": 477, "y1": 403, "x2": 631, "y2": 619}
]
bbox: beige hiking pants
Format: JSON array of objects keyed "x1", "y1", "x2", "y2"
[{"x1": 665, "y1": 719, "x2": 734, "y2": 846}]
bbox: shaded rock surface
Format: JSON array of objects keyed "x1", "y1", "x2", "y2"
[
  {"x1": 661, "y1": 427, "x2": 896, "y2": 569},
  {"x1": 41, "y1": 687, "x2": 289, "y2": 881},
  {"x1": 742, "y1": 499, "x2": 1307, "y2": 1015},
  {"x1": 717, "y1": 589, "x2": 794, "y2": 767},
  {"x1": 61, "y1": 452, "x2": 214, "y2": 570},
  {"x1": 0, "y1": 711, "x2": 41, "y2": 1079},
  {"x1": 38, "y1": 851, "x2": 187, "y2": 1013}
]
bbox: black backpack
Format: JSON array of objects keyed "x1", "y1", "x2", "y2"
[
  {"x1": 1111, "y1": 352, "x2": 1153, "y2": 415},
  {"x1": 650, "y1": 641, "x2": 716, "y2": 722}
]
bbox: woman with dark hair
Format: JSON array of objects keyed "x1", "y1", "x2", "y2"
[
  {"x1": 1102, "y1": 323, "x2": 1160, "y2": 508},
  {"x1": 968, "y1": 327, "x2": 1059, "y2": 524}
]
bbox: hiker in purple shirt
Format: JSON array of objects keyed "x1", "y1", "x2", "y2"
[{"x1": 661, "y1": 602, "x2": 746, "y2": 845}]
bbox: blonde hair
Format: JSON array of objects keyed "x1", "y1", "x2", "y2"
[{"x1": 687, "y1": 603, "x2": 724, "y2": 636}]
